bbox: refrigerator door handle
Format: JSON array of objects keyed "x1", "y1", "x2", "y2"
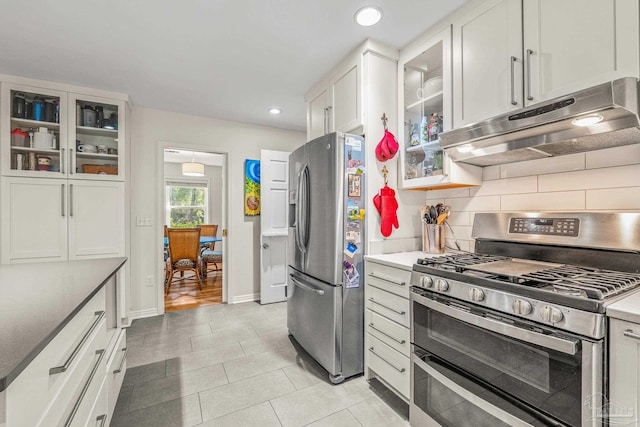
[
  {"x1": 290, "y1": 276, "x2": 325, "y2": 295},
  {"x1": 295, "y1": 166, "x2": 306, "y2": 253},
  {"x1": 297, "y1": 164, "x2": 310, "y2": 252}
]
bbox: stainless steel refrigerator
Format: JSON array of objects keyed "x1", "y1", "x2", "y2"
[{"x1": 287, "y1": 132, "x2": 366, "y2": 384}]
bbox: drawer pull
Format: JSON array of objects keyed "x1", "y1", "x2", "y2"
[
  {"x1": 96, "y1": 414, "x2": 107, "y2": 427},
  {"x1": 369, "y1": 323, "x2": 406, "y2": 344},
  {"x1": 113, "y1": 347, "x2": 128, "y2": 374},
  {"x1": 368, "y1": 273, "x2": 405, "y2": 286},
  {"x1": 50, "y1": 310, "x2": 105, "y2": 375},
  {"x1": 64, "y1": 349, "x2": 105, "y2": 427},
  {"x1": 624, "y1": 329, "x2": 640, "y2": 341},
  {"x1": 368, "y1": 347, "x2": 405, "y2": 373},
  {"x1": 368, "y1": 298, "x2": 405, "y2": 316}
]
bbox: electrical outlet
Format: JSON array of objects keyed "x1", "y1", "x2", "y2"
[{"x1": 145, "y1": 275, "x2": 154, "y2": 287}]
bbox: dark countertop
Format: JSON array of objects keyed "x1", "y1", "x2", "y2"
[{"x1": 0, "y1": 257, "x2": 126, "y2": 392}]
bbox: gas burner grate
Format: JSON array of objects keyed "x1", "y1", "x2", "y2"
[
  {"x1": 521, "y1": 266, "x2": 640, "y2": 299},
  {"x1": 420, "y1": 253, "x2": 509, "y2": 272}
]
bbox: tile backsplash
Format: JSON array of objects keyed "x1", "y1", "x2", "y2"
[{"x1": 426, "y1": 144, "x2": 640, "y2": 252}]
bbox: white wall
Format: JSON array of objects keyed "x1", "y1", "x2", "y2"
[
  {"x1": 163, "y1": 162, "x2": 223, "y2": 232},
  {"x1": 426, "y1": 144, "x2": 640, "y2": 251},
  {"x1": 130, "y1": 106, "x2": 304, "y2": 317}
]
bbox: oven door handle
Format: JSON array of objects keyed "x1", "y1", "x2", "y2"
[
  {"x1": 413, "y1": 293, "x2": 578, "y2": 355},
  {"x1": 411, "y1": 353, "x2": 537, "y2": 427}
]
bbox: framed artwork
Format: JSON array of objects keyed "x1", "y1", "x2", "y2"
[
  {"x1": 244, "y1": 159, "x2": 261, "y2": 216},
  {"x1": 348, "y1": 174, "x2": 361, "y2": 197}
]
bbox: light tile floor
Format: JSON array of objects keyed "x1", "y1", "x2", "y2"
[{"x1": 112, "y1": 301, "x2": 409, "y2": 427}]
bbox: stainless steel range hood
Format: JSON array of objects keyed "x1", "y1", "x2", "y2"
[{"x1": 440, "y1": 78, "x2": 640, "y2": 166}]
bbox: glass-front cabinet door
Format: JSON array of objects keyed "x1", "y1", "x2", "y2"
[
  {"x1": 1, "y1": 83, "x2": 68, "y2": 178},
  {"x1": 68, "y1": 93, "x2": 124, "y2": 180},
  {"x1": 398, "y1": 26, "x2": 481, "y2": 190}
]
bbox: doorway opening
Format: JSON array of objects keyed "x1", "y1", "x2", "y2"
[{"x1": 162, "y1": 148, "x2": 226, "y2": 312}]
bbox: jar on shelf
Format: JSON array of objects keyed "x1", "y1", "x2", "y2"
[{"x1": 12, "y1": 92, "x2": 26, "y2": 118}]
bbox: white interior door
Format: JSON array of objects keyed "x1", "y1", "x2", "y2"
[{"x1": 260, "y1": 149, "x2": 290, "y2": 304}]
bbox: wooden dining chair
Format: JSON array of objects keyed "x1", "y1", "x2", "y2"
[
  {"x1": 166, "y1": 227, "x2": 202, "y2": 294},
  {"x1": 201, "y1": 224, "x2": 222, "y2": 278}
]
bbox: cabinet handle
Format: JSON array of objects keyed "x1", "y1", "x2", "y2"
[
  {"x1": 368, "y1": 272, "x2": 405, "y2": 286},
  {"x1": 50, "y1": 311, "x2": 105, "y2": 375},
  {"x1": 368, "y1": 297, "x2": 405, "y2": 316},
  {"x1": 69, "y1": 184, "x2": 74, "y2": 217},
  {"x1": 113, "y1": 347, "x2": 128, "y2": 374},
  {"x1": 60, "y1": 148, "x2": 65, "y2": 174},
  {"x1": 368, "y1": 347, "x2": 405, "y2": 372},
  {"x1": 510, "y1": 56, "x2": 518, "y2": 106},
  {"x1": 96, "y1": 414, "x2": 107, "y2": 427},
  {"x1": 61, "y1": 184, "x2": 65, "y2": 217},
  {"x1": 526, "y1": 49, "x2": 534, "y2": 101},
  {"x1": 624, "y1": 329, "x2": 640, "y2": 341},
  {"x1": 70, "y1": 148, "x2": 74, "y2": 174},
  {"x1": 63, "y1": 349, "x2": 105, "y2": 427},
  {"x1": 369, "y1": 323, "x2": 406, "y2": 344}
]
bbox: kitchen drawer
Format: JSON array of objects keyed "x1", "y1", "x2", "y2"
[
  {"x1": 366, "y1": 333, "x2": 410, "y2": 399},
  {"x1": 40, "y1": 327, "x2": 107, "y2": 427},
  {"x1": 80, "y1": 375, "x2": 108, "y2": 427},
  {"x1": 366, "y1": 309, "x2": 410, "y2": 356},
  {"x1": 6, "y1": 287, "x2": 106, "y2": 427},
  {"x1": 366, "y1": 285, "x2": 410, "y2": 328},
  {"x1": 366, "y1": 261, "x2": 411, "y2": 298},
  {"x1": 106, "y1": 328, "x2": 127, "y2": 418}
]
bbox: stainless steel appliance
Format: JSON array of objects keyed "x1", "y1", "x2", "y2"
[
  {"x1": 287, "y1": 132, "x2": 366, "y2": 384},
  {"x1": 409, "y1": 212, "x2": 640, "y2": 427},
  {"x1": 440, "y1": 78, "x2": 640, "y2": 166}
]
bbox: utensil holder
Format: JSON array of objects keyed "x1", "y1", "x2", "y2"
[{"x1": 422, "y1": 224, "x2": 445, "y2": 254}]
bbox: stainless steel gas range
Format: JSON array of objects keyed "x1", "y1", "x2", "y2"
[{"x1": 409, "y1": 212, "x2": 640, "y2": 427}]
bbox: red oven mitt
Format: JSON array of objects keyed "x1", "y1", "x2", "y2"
[
  {"x1": 373, "y1": 185, "x2": 399, "y2": 237},
  {"x1": 375, "y1": 129, "x2": 399, "y2": 162}
]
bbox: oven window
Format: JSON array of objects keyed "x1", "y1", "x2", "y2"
[
  {"x1": 413, "y1": 354, "x2": 550, "y2": 427},
  {"x1": 412, "y1": 300, "x2": 582, "y2": 426}
]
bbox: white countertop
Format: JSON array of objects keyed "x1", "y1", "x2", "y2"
[
  {"x1": 607, "y1": 290, "x2": 640, "y2": 323},
  {"x1": 365, "y1": 251, "x2": 448, "y2": 270}
]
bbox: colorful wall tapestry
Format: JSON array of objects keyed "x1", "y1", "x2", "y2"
[{"x1": 244, "y1": 159, "x2": 261, "y2": 216}]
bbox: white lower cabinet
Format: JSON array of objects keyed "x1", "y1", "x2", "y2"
[
  {"x1": 1, "y1": 279, "x2": 127, "y2": 427},
  {"x1": 609, "y1": 318, "x2": 640, "y2": 426},
  {"x1": 364, "y1": 259, "x2": 412, "y2": 400},
  {"x1": 1, "y1": 177, "x2": 125, "y2": 263}
]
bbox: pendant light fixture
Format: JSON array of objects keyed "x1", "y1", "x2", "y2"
[{"x1": 182, "y1": 151, "x2": 205, "y2": 176}]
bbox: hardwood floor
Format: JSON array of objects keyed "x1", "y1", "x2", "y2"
[{"x1": 164, "y1": 269, "x2": 222, "y2": 312}]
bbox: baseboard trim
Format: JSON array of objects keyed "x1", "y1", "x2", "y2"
[
  {"x1": 129, "y1": 308, "x2": 161, "y2": 320},
  {"x1": 231, "y1": 293, "x2": 259, "y2": 304}
]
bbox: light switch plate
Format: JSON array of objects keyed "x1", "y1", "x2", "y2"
[{"x1": 136, "y1": 216, "x2": 152, "y2": 226}]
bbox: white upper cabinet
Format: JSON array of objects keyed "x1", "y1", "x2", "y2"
[
  {"x1": 399, "y1": 26, "x2": 481, "y2": 190},
  {"x1": 523, "y1": 0, "x2": 639, "y2": 105},
  {"x1": 1, "y1": 80, "x2": 127, "y2": 181},
  {"x1": 305, "y1": 53, "x2": 362, "y2": 141},
  {"x1": 453, "y1": 0, "x2": 639, "y2": 128}
]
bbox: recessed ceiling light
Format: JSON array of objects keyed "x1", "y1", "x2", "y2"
[
  {"x1": 268, "y1": 107, "x2": 282, "y2": 115},
  {"x1": 354, "y1": 6, "x2": 382, "y2": 27},
  {"x1": 572, "y1": 114, "x2": 603, "y2": 127},
  {"x1": 457, "y1": 144, "x2": 474, "y2": 153}
]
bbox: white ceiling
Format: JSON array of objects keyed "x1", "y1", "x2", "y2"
[{"x1": 0, "y1": 0, "x2": 468, "y2": 132}]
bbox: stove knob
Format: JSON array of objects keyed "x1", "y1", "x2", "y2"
[
  {"x1": 512, "y1": 299, "x2": 532, "y2": 316},
  {"x1": 436, "y1": 279, "x2": 449, "y2": 292},
  {"x1": 468, "y1": 288, "x2": 485, "y2": 302},
  {"x1": 421, "y1": 276, "x2": 434, "y2": 288},
  {"x1": 540, "y1": 306, "x2": 564, "y2": 324}
]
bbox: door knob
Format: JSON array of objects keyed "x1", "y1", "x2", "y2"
[{"x1": 263, "y1": 243, "x2": 269, "y2": 249}]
